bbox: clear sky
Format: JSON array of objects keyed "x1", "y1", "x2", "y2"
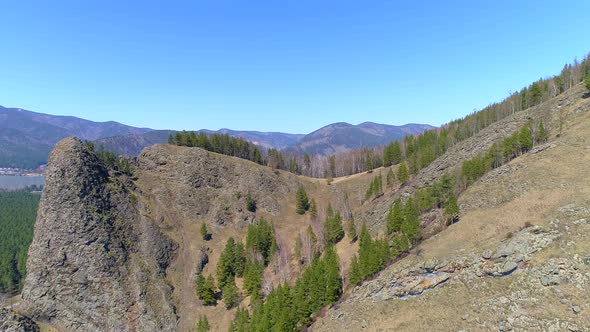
[{"x1": 1, "y1": 1, "x2": 588, "y2": 134}]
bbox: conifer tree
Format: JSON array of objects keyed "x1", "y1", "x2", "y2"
[
  {"x1": 585, "y1": 73, "x2": 590, "y2": 91},
  {"x1": 196, "y1": 315, "x2": 210, "y2": 332},
  {"x1": 356, "y1": 223, "x2": 390, "y2": 282},
  {"x1": 386, "y1": 199, "x2": 403, "y2": 235},
  {"x1": 401, "y1": 198, "x2": 421, "y2": 244},
  {"x1": 229, "y1": 308, "x2": 250, "y2": 332},
  {"x1": 518, "y1": 126, "x2": 533, "y2": 152},
  {"x1": 295, "y1": 187, "x2": 310, "y2": 215},
  {"x1": 217, "y1": 237, "x2": 246, "y2": 289},
  {"x1": 349, "y1": 255, "x2": 362, "y2": 285},
  {"x1": 222, "y1": 279, "x2": 240, "y2": 309},
  {"x1": 386, "y1": 167, "x2": 395, "y2": 188},
  {"x1": 246, "y1": 218, "x2": 277, "y2": 265},
  {"x1": 245, "y1": 192, "x2": 256, "y2": 212},
  {"x1": 444, "y1": 194, "x2": 460, "y2": 225},
  {"x1": 322, "y1": 246, "x2": 342, "y2": 304},
  {"x1": 324, "y1": 205, "x2": 344, "y2": 245},
  {"x1": 397, "y1": 162, "x2": 410, "y2": 184},
  {"x1": 243, "y1": 260, "x2": 264, "y2": 301},
  {"x1": 196, "y1": 273, "x2": 217, "y2": 306}
]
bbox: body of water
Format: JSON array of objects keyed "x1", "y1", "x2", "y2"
[{"x1": 0, "y1": 175, "x2": 45, "y2": 190}]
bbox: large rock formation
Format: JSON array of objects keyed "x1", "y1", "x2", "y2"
[{"x1": 21, "y1": 138, "x2": 178, "y2": 331}]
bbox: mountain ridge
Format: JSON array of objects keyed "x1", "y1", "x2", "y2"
[{"x1": 0, "y1": 105, "x2": 433, "y2": 168}]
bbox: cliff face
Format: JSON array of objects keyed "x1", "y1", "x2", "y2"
[{"x1": 21, "y1": 137, "x2": 177, "y2": 331}]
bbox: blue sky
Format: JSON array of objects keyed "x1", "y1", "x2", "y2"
[{"x1": 0, "y1": 1, "x2": 588, "y2": 134}]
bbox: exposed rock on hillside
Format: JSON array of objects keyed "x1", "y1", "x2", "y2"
[
  {"x1": 21, "y1": 138, "x2": 177, "y2": 331},
  {"x1": 0, "y1": 308, "x2": 39, "y2": 332}
]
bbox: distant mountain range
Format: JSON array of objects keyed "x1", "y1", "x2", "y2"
[
  {"x1": 0, "y1": 106, "x2": 151, "y2": 168},
  {"x1": 289, "y1": 122, "x2": 435, "y2": 155},
  {"x1": 0, "y1": 105, "x2": 434, "y2": 168}
]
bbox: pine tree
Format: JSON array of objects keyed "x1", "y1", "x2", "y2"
[
  {"x1": 196, "y1": 273, "x2": 217, "y2": 306},
  {"x1": 200, "y1": 223, "x2": 210, "y2": 241},
  {"x1": 386, "y1": 167, "x2": 395, "y2": 188},
  {"x1": 202, "y1": 275, "x2": 217, "y2": 306},
  {"x1": 229, "y1": 308, "x2": 250, "y2": 332},
  {"x1": 246, "y1": 218, "x2": 277, "y2": 265},
  {"x1": 324, "y1": 205, "x2": 344, "y2": 245},
  {"x1": 243, "y1": 260, "x2": 264, "y2": 301},
  {"x1": 397, "y1": 162, "x2": 409, "y2": 184},
  {"x1": 196, "y1": 315, "x2": 210, "y2": 332},
  {"x1": 349, "y1": 255, "x2": 362, "y2": 285},
  {"x1": 322, "y1": 246, "x2": 342, "y2": 304},
  {"x1": 585, "y1": 73, "x2": 590, "y2": 91},
  {"x1": 295, "y1": 187, "x2": 310, "y2": 215},
  {"x1": 518, "y1": 126, "x2": 533, "y2": 152},
  {"x1": 355, "y1": 223, "x2": 390, "y2": 282},
  {"x1": 537, "y1": 121, "x2": 548, "y2": 144},
  {"x1": 217, "y1": 237, "x2": 245, "y2": 289},
  {"x1": 401, "y1": 198, "x2": 421, "y2": 245},
  {"x1": 444, "y1": 194, "x2": 460, "y2": 225},
  {"x1": 234, "y1": 240, "x2": 246, "y2": 277},
  {"x1": 245, "y1": 192, "x2": 256, "y2": 212},
  {"x1": 386, "y1": 199, "x2": 403, "y2": 235},
  {"x1": 222, "y1": 279, "x2": 240, "y2": 309}
]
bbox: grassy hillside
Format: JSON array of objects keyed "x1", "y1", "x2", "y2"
[{"x1": 313, "y1": 84, "x2": 590, "y2": 331}]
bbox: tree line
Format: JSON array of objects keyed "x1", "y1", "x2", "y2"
[
  {"x1": 169, "y1": 131, "x2": 264, "y2": 165},
  {"x1": 461, "y1": 120, "x2": 546, "y2": 187}
]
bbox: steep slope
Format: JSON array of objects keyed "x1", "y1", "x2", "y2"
[
  {"x1": 291, "y1": 122, "x2": 434, "y2": 155},
  {"x1": 352, "y1": 84, "x2": 590, "y2": 232},
  {"x1": 313, "y1": 86, "x2": 590, "y2": 331},
  {"x1": 0, "y1": 106, "x2": 151, "y2": 168}
]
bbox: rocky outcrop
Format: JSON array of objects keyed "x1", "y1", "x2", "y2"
[
  {"x1": 0, "y1": 309, "x2": 39, "y2": 332},
  {"x1": 351, "y1": 225, "x2": 560, "y2": 303},
  {"x1": 21, "y1": 138, "x2": 178, "y2": 331}
]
